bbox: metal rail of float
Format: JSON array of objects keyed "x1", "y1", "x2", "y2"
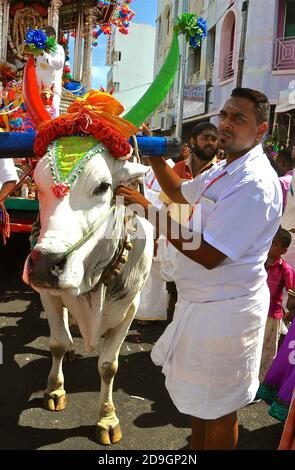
[
  {"x1": 0, "y1": 132, "x2": 37, "y2": 234},
  {"x1": 0, "y1": 131, "x2": 181, "y2": 235}
]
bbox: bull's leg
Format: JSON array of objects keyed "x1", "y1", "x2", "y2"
[
  {"x1": 41, "y1": 294, "x2": 73, "y2": 411},
  {"x1": 96, "y1": 295, "x2": 139, "y2": 445}
]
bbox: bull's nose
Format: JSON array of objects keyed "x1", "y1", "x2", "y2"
[{"x1": 29, "y1": 249, "x2": 67, "y2": 288}]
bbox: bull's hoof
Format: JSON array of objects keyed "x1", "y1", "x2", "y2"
[
  {"x1": 95, "y1": 422, "x2": 122, "y2": 445},
  {"x1": 43, "y1": 390, "x2": 67, "y2": 411},
  {"x1": 64, "y1": 349, "x2": 75, "y2": 363}
]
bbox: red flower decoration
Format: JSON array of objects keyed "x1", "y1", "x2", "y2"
[
  {"x1": 35, "y1": 115, "x2": 132, "y2": 160},
  {"x1": 51, "y1": 182, "x2": 69, "y2": 198}
]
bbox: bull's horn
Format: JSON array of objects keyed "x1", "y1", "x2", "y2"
[{"x1": 23, "y1": 55, "x2": 51, "y2": 128}]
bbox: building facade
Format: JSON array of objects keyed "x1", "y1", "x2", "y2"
[
  {"x1": 149, "y1": 0, "x2": 181, "y2": 134},
  {"x1": 106, "y1": 22, "x2": 155, "y2": 115},
  {"x1": 0, "y1": 0, "x2": 109, "y2": 91},
  {"x1": 152, "y1": 0, "x2": 295, "y2": 145}
]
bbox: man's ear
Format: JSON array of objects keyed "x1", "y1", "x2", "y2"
[
  {"x1": 189, "y1": 137, "x2": 195, "y2": 147},
  {"x1": 257, "y1": 122, "x2": 269, "y2": 141}
]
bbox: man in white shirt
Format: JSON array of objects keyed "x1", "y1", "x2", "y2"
[
  {"x1": 0, "y1": 158, "x2": 18, "y2": 202},
  {"x1": 117, "y1": 88, "x2": 282, "y2": 449},
  {"x1": 36, "y1": 26, "x2": 65, "y2": 117}
]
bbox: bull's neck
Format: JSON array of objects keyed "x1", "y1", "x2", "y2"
[{"x1": 83, "y1": 205, "x2": 127, "y2": 291}]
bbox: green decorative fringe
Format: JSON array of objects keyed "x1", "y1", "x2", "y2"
[
  {"x1": 174, "y1": 13, "x2": 207, "y2": 48},
  {"x1": 257, "y1": 383, "x2": 278, "y2": 404},
  {"x1": 269, "y1": 400, "x2": 289, "y2": 423},
  {"x1": 27, "y1": 37, "x2": 57, "y2": 56},
  {"x1": 45, "y1": 37, "x2": 57, "y2": 54}
]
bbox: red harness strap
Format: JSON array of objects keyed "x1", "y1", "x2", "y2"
[{"x1": 189, "y1": 171, "x2": 227, "y2": 221}]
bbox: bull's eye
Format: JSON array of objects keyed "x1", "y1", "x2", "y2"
[{"x1": 93, "y1": 182, "x2": 111, "y2": 196}]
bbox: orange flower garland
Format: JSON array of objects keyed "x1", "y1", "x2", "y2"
[{"x1": 34, "y1": 91, "x2": 137, "y2": 160}]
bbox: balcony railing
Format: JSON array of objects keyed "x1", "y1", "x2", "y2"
[
  {"x1": 188, "y1": 64, "x2": 215, "y2": 86},
  {"x1": 207, "y1": 63, "x2": 214, "y2": 85},
  {"x1": 107, "y1": 68, "x2": 113, "y2": 84},
  {"x1": 273, "y1": 36, "x2": 295, "y2": 70},
  {"x1": 189, "y1": 71, "x2": 201, "y2": 84},
  {"x1": 222, "y1": 50, "x2": 234, "y2": 81}
]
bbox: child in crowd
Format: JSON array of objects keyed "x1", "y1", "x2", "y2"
[
  {"x1": 259, "y1": 228, "x2": 295, "y2": 382},
  {"x1": 276, "y1": 149, "x2": 295, "y2": 212}
]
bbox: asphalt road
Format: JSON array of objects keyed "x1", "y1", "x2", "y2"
[{"x1": 0, "y1": 234, "x2": 284, "y2": 450}]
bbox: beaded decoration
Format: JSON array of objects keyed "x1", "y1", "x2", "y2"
[{"x1": 48, "y1": 136, "x2": 104, "y2": 198}]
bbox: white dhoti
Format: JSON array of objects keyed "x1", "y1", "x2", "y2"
[
  {"x1": 52, "y1": 92, "x2": 61, "y2": 117},
  {"x1": 151, "y1": 284, "x2": 269, "y2": 419},
  {"x1": 136, "y1": 237, "x2": 168, "y2": 321}
]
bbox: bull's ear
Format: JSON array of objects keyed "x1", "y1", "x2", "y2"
[{"x1": 119, "y1": 161, "x2": 150, "y2": 184}]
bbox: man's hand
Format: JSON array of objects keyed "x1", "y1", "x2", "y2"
[
  {"x1": 116, "y1": 185, "x2": 150, "y2": 218},
  {"x1": 0, "y1": 180, "x2": 17, "y2": 204},
  {"x1": 181, "y1": 144, "x2": 191, "y2": 161},
  {"x1": 140, "y1": 123, "x2": 151, "y2": 137},
  {"x1": 284, "y1": 309, "x2": 295, "y2": 323}
]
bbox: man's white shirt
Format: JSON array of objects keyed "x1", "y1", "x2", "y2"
[
  {"x1": 0, "y1": 159, "x2": 18, "y2": 190},
  {"x1": 165, "y1": 144, "x2": 283, "y2": 302},
  {"x1": 36, "y1": 44, "x2": 65, "y2": 97}
]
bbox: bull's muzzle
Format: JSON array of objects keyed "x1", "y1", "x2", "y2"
[{"x1": 28, "y1": 249, "x2": 67, "y2": 288}]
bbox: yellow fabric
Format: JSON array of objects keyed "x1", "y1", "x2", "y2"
[
  {"x1": 68, "y1": 90, "x2": 138, "y2": 139},
  {"x1": 55, "y1": 136, "x2": 98, "y2": 180}
]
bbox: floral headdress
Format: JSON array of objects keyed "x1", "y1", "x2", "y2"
[
  {"x1": 33, "y1": 91, "x2": 137, "y2": 198},
  {"x1": 34, "y1": 90, "x2": 137, "y2": 160},
  {"x1": 23, "y1": 54, "x2": 138, "y2": 198}
]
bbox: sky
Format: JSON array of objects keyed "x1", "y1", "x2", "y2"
[{"x1": 92, "y1": 0, "x2": 158, "y2": 89}]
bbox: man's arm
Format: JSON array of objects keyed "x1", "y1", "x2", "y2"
[
  {"x1": 0, "y1": 181, "x2": 17, "y2": 203},
  {"x1": 139, "y1": 123, "x2": 188, "y2": 203},
  {"x1": 44, "y1": 45, "x2": 65, "y2": 71},
  {"x1": 149, "y1": 203, "x2": 226, "y2": 269},
  {"x1": 147, "y1": 157, "x2": 188, "y2": 204},
  {"x1": 116, "y1": 185, "x2": 227, "y2": 270}
]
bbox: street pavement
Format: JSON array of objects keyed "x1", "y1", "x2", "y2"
[{"x1": 0, "y1": 235, "x2": 284, "y2": 450}]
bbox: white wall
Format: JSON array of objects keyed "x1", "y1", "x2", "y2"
[
  {"x1": 109, "y1": 23, "x2": 156, "y2": 115},
  {"x1": 212, "y1": 0, "x2": 295, "y2": 121},
  {"x1": 150, "y1": 0, "x2": 183, "y2": 131}
]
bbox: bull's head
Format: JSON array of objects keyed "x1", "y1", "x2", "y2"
[
  {"x1": 22, "y1": 56, "x2": 148, "y2": 296},
  {"x1": 25, "y1": 137, "x2": 148, "y2": 296}
]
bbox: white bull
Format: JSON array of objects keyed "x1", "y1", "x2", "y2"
[{"x1": 23, "y1": 144, "x2": 154, "y2": 445}]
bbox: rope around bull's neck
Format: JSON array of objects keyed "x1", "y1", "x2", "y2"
[{"x1": 64, "y1": 205, "x2": 116, "y2": 258}]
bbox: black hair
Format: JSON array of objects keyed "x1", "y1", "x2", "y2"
[
  {"x1": 44, "y1": 25, "x2": 56, "y2": 38},
  {"x1": 277, "y1": 149, "x2": 295, "y2": 171},
  {"x1": 231, "y1": 88, "x2": 270, "y2": 124},
  {"x1": 274, "y1": 228, "x2": 292, "y2": 248},
  {"x1": 191, "y1": 122, "x2": 217, "y2": 140}
]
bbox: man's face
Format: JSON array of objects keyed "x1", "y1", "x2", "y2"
[
  {"x1": 192, "y1": 129, "x2": 218, "y2": 161},
  {"x1": 218, "y1": 97, "x2": 268, "y2": 154}
]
